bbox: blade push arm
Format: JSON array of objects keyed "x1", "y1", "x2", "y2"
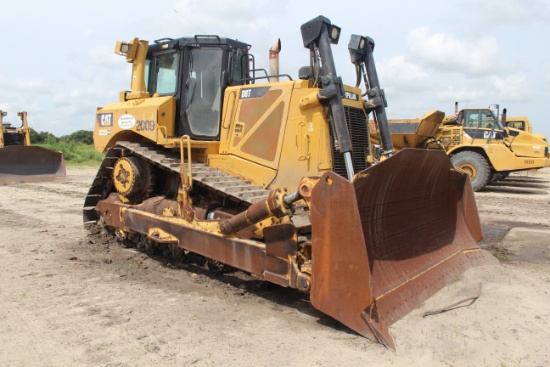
[
  {"x1": 348, "y1": 35, "x2": 394, "y2": 157},
  {"x1": 301, "y1": 16, "x2": 355, "y2": 179}
]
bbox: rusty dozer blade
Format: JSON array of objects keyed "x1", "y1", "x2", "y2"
[
  {"x1": 309, "y1": 149, "x2": 497, "y2": 349},
  {"x1": 0, "y1": 146, "x2": 66, "y2": 183}
]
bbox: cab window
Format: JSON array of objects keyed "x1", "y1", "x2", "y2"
[
  {"x1": 508, "y1": 121, "x2": 525, "y2": 130},
  {"x1": 186, "y1": 48, "x2": 223, "y2": 137},
  {"x1": 464, "y1": 110, "x2": 498, "y2": 129},
  {"x1": 154, "y1": 52, "x2": 179, "y2": 95},
  {"x1": 144, "y1": 59, "x2": 151, "y2": 91}
]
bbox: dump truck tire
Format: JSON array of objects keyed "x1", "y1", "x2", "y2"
[{"x1": 450, "y1": 151, "x2": 490, "y2": 191}]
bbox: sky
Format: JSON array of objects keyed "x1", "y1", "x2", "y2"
[{"x1": 1, "y1": 0, "x2": 550, "y2": 139}]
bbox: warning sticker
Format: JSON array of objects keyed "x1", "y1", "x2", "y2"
[{"x1": 118, "y1": 114, "x2": 136, "y2": 130}]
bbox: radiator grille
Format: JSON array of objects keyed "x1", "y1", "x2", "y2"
[{"x1": 330, "y1": 107, "x2": 370, "y2": 179}]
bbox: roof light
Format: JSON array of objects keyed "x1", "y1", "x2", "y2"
[{"x1": 329, "y1": 25, "x2": 341, "y2": 44}]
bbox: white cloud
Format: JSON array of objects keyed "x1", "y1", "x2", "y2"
[
  {"x1": 458, "y1": 0, "x2": 549, "y2": 25},
  {"x1": 378, "y1": 55, "x2": 433, "y2": 96},
  {"x1": 171, "y1": 0, "x2": 286, "y2": 36},
  {"x1": 436, "y1": 85, "x2": 487, "y2": 103},
  {"x1": 431, "y1": 73, "x2": 531, "y2": 112},
  {"x1": 0, "y1": 75, "x2": 51, "y2": 94},
  {"x1": 406, "y1": 27, "x2": 503, "y2": 75},
  {"x1": 490, "y1": 74, "x2": 532, "y2": 102}
]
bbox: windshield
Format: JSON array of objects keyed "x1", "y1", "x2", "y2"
[
  {"x1": 463, "y1": 110, "x2": 504, "y2": 130},
  {"x1": 186, "y1": 48, "x2": 223, "y2": 137}
]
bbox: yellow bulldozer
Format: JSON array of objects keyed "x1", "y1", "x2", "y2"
[
  {"x1": 372, "y1": 103, "x2": 549, "y2": 190},
  {"x1": 83, "y1": 16, "x2": 496, "y2": 349},
  {"x1": 0, "y1": 110, "x2": 65, "y2": 182}
]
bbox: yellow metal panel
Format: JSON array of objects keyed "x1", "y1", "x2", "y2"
[
  {"x1": 93, "y1": 96, "x2": 176, "y2": 152},
  {"x1": 486, "y1": 143, "x2": 548, "y2": 171},
  {"x1": 223, "y1": 82, "x2": 294, "y2": 170},
  {"x1": 270, "y1": 86, "x2": 335, "y2": 188},
  {"x1": 506, "y1": 130, "x2": 547, "y2": 158},
  {"x1": 215, "y1": 80, "x2": 339, "y2": 190}
]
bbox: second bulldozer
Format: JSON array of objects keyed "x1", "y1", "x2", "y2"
[
  {"x1": 0, "y1": 111, "x2": 65, "y2": 182},
  {"x1": 84, "y1": 16, "x2": 496, "y2": 349}
]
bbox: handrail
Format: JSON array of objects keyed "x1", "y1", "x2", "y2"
[
  {"x1": 157, "y1": 125, "x2": 167, "y2": 141},
  {"x1": 180, "y1": 135, "x2": 193, "y2": 191}
]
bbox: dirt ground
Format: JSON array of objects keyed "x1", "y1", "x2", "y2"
[{"x1": 0, "y1": 167, "x2": 549, "y2": 366}]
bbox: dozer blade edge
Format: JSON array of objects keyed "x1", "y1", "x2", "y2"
[
  {"x1": 0, "y1": 146, "x2": 66, "y2": 183},
  {"x1": 309, "y1": 149, "x2": 498, "y2": 349}
]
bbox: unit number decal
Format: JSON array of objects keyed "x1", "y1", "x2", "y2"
[{"x1": 136, "y1": 120, "x2": 155, "y2": 131}]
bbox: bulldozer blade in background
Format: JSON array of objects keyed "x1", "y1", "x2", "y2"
[
  {"x1": 0, "y1": 146, "x2": 66, "y2": 183},
  {"x1": 309, "y1": 149, "x2": 497, "y2": 349}
]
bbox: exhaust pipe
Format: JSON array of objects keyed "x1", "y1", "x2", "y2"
[{"x1": 269, "y1": 39, "x2": 281, "y2": 82}]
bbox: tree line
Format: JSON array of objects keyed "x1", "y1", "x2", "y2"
[{"x1": 30, "y1": 129, "x2": 93, "y2": 145}]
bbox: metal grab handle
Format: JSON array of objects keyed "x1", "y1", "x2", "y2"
[
  {"x1": 147, "y1": 233, "x2": 178, "y2": 245},
  {"x1": 157, "y1": 125, "x2": 167, "y2": 140},
  {"x1": 180, "y1": 135, "x2": 193, "y2": 190}
]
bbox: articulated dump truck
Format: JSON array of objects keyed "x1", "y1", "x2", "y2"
[
  {"x1": 83, "y1": 16, "x2": 496, "y2": 349},
  {"x1": 0, "y1": 111, "x2": 65, "y2": 183},
  {"x1": 373, "y1": 104, "x2": 549, "y2": 191}
]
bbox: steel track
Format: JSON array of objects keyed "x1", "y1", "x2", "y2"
[{"x1": 83, "y1": 141, "x2": 271, "y2": 224}]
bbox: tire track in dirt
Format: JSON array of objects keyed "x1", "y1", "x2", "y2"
[
  {"x1": 15, "y1": 182, "x2": 89, "y2": 198},
  {"x1": 0, "y1": 293, "x2": 55, "y2": 367}
]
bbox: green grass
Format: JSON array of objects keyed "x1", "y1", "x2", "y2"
[{"x1": 38, "y1": 137, "x2": 104, "y2": 167}]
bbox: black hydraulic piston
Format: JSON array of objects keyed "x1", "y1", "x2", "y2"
[
  {"x1": 349, "y1": 35, "x2": 394, "y2": 154},
  {"x1": 301, "y1": 16, "x2": 355, "y2": 179}
]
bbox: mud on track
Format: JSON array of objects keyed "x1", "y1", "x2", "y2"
[{"x1": 0, "y1": 167, "x2": 549, "y2": 366}]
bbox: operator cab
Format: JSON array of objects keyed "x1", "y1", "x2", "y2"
[
  {"x1": 458, "y1": 108, "x2": 507, "y2": 140},
  {"x1": 142, "y1": 36, "x2": 250, "y2": 141}
]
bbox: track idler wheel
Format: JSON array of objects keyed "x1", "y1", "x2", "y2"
[{"x1": 113, "y1": 156, "x2": 151, "y2": 201}]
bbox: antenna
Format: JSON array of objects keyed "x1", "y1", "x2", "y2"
[{"x1": 173, "y1": 9, "x2": 207, "y2": 34}]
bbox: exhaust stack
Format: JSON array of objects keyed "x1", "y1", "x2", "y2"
[{"x1": 269, "y1": 39, "x2": 281, "y2": 82}]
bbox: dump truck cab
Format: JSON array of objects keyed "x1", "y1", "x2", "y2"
[
  {"x1": 506, "y1": 116, "x2": 532, "y2": 133},
  {"x1": 441, "y1": 104, "x2": 507, "y2": 144}
]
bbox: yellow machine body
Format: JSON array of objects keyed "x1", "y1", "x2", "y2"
[
  {"x1": 85, "y1": 17, "x2": 496, "y2": 349},
  {"x1": 93, "y1": 80, "x2": 366, "y2": 192},
  {"x1": 506, "y1": 116, "x2": 549, "y2": 161}
]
